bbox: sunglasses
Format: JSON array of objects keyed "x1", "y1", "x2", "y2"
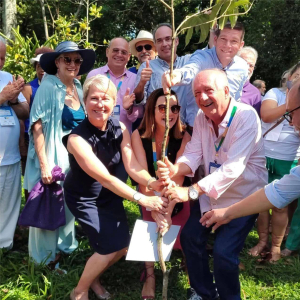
[
  {"x1": 136, "y1": 44, "x2": 152, "y2": 52},
  {"x1": 283, "y1": 105, "x2": 300, "y2": 123},
  {"x1": 59, "y1": 56, "x2": 83, "y2": 66},
  {"x1": 156, "y1": 104, "x2": 181, "y2": 114}
]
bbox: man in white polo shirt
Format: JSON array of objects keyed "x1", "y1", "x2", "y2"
[{"x1": 0, "y1": 37, "x2": 29, "y2": 249}]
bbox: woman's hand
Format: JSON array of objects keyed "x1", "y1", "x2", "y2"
[
  {"x1": 199, "y1": 208, "x2": 232, "y2": 231},
  {"x1": 148, "y1": 179, "x2": 166, "y2": 192},
  {"x1": 151, "y1": 211, "x2": 172, "y2": 236},
  {"x1": 156, "y1": 157, "x2": 176, "y2": 183},
  {"x1": 123, "y1": 87, "x2": 136, "y2": 110},
  {"x1": 139, "y1": 195, "x2": 169, "y2": 214},
  {"x1": 41, "y1": 164, "x2": 53, "y2": 184}
]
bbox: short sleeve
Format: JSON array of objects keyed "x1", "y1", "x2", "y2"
[{"x1": 262, "y1": 88, "x2": 280, "y2": 103}]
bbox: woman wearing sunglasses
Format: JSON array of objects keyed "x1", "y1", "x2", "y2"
[
  {"x1": 24, "y1": 41, "x2": 96, "y2": 268},
  {"x1": 249, "y1": 63, "x2": 300, "y2": 262},
  {"x1": 131, "y1": 88, "x2": 191, "y2": 300}
]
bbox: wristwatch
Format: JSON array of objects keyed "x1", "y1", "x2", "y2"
[
  {"x1": 133, "y1": 192, "x2": 143, "y2": 203},
  {"x1": 188, "y1": 186, "x2": 199, "y2": 201}
]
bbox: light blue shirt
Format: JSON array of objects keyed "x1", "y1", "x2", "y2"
[
  {"x1": 264, "y1": 166, "x2": 300, "y2": 209},
  {"x1": 134, "y1": 55, "x2": 198, "y2": 126},
  {"x1": 179, "y1": 47, "x2": 248, "y2": 102},
  {"x1": 24, "y1": 75, "x2": 84, "y2": 191}
]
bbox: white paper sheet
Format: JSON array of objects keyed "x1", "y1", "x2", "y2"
[{"x1": 126, "y1": 220, "x2": 180, "y2": 262}]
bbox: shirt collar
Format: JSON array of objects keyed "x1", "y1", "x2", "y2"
[
  {"x1": 157, "y1": 55, "x2": 179, "y2": 67},
  {"x1": 104, "y1": 64, "x2": 128, "y2": 78},
  {"x1": 219, "y1": 98, "x2": 235, "y2": 128}
]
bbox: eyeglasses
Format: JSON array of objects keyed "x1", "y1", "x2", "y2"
[
  {"x1": 156, "y1": 104, "x2": 181, "y2": 114},
  {"x1": 136, "y1": 44, "x2": 152, "y2": 52},
  {"x1": 111, "y1": 48, "x2": 129, "y2": 56},
  {"x1": 283, "y1": 105, "x2": 300, "y2": 123},
  {"x1": 59, "y1": 56, "x2": 83, "y2": 66}
]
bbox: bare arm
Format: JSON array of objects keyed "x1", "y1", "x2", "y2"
[
  {"x1": 22, "y1": 84, "x2": 32, "y2": 105},
  {"x1": 67, "y1": 131, "x2": 168, "y2": 212},
  {"x1": 260, "y1": 99, "x2": 286, "y2": 123},
  {"x1": 11, "y1": 102, "x2": 29, "y2": 120},
  {"x1": 200, "y1": 189, "x2": 273, "y2": 231},
  {"x1": 32, "y1": 120, "x2": 52, "y2": 184}
]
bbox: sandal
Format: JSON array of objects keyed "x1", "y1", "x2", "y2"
[
  {"x1": 141, "y1": 265, "x2": 155, "y2": 299},
  {"x1": 248, "y1": 243, "x2": 269, "y2": 257}
]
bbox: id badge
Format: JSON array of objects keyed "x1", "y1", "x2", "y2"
[
  {"x1": 0, "y1": 106, "x2": 16, "y2": 126},
  {"x1": 209, "y1": 162, "x2": 221, "y2": 174},
  {"x1": 113, "y1": 105, "x2": 120, "y2": 120}
]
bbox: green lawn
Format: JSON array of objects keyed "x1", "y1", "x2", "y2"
[{"x1": 0, "y1": 187, "x2": 300, "y2": 300}]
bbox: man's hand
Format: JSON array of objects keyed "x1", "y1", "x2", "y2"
[
  {"x1": 140, "y1": 59, "x2": 153, "y2": 84},
  {"x1": 151, "y1": 210, "x2": 172, "y2": 236},
  {"x1": 123, "y1": 87, "x2": 136, "y2": 111},
  {"x1": 199, "y1": 208, "x2": 232, "y2": 231},
  {"x1": 0, "y1": 75, "x2": 25, "y2": 104},
  {"x1": 148, "y1": 178, "x2": 166, "y2": 193},
  {"x1": 156, "y1": 157, "x2": 176, "y2": 183},
  {"x1": 164, "y1": 186, "x2": 189, "y2": 203},
  {"x1": 161, "y1": 70, "x2": 181, "y2": 94}
]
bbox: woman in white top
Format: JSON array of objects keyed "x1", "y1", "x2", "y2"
[{"x1": 249, "y1": 63, "x2": 300, "y2": 262}]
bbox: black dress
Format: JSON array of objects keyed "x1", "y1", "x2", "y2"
[{"x1": 63, "y1": 117, "x2": 130, "y2": 255}]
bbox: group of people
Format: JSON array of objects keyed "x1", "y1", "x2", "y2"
[{"x1": 0, "y1": 19, "x2": 299, "y2": 300}]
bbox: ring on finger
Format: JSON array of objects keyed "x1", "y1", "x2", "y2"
[{"x1": 168, "y1": 195, "x2": 172, "y2": 201}]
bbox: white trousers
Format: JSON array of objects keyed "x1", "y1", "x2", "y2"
[{"x1": 0, "y1": 161, "x2": 21, "y2": 249}]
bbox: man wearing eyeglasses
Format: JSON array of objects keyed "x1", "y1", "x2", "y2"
[
  {"x1": 128, "y1": 30, "x2": 157, "y2": 75},
  {"x1": 87, "y1": 37, "x2": 142, "y2": 132},
  {"x1": 238, "y1": 46, "x2": 262, "y2": 117},
  {"x1": 133, "y1": 23, "x2": 198, "y2": 130}
]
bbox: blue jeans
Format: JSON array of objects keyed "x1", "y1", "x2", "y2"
[{"x1": 181, "y1": 201, "x2": 257, "y2": 300}]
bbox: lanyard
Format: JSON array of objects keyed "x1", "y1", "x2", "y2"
[
  {"x1": 106, "y1": 71, "x2": 125, "y2": 92},
  {"x1": 214, "y1": 105, "x2": 237, "y2": 157},
  {"x1": 152, "y1": 136, "x2": 169, "y2": 174}
]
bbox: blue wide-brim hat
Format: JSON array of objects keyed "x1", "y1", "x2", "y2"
[{"x1": 40, "y1": 41, "x2": 96, "y2": 76}]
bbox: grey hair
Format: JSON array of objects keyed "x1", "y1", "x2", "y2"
[
  {"x1": 238, "y1": 46, "x2": 258, "y2": 62},
  {"x1": 192, "y1": 68, "x2": 228, "y2": 96},
  {"x1": 152, "y1": 23, "x2": 172, "y2": 42},
  {"x1": 253, "y1": 79, "x2": 265, "y2": 89},
  {"x1": 83, "y1": 75, "x2": 117, "y2": 103},
  {"x1": 0, "y1": 36, "x2": 6, "y2": 46}
]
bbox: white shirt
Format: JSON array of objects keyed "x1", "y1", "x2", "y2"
[
  {"x1": 177, "y1": 99, "x2": 268, "y2": 213},
  {"x1": 262, "y1": 88, "x2": 300, "y2": 161},
  {"x1": 0, "y1": 71, "x2": 26, "y2": 166}
]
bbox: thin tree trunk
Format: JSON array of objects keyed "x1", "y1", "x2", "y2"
[
  {"x1": 86, "y1": 0, "x2": 89, "y2": 43},
  {"x1": 3, "y1": 0, "x2": 17, "y2": 40},
  {"x1": 39, "y1": 0, "x2": 49, "y2": 40}
]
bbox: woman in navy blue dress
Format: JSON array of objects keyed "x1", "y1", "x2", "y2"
[{"x1": 64, "y1": 74, "x2": 168, "y2": 300}]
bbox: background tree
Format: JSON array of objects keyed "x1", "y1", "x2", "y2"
[{"x1": 2, "y1": 0, "x2": 17, "y2": 40}]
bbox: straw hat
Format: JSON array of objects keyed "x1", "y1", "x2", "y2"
[{"x1": 129, "y1": 30, "x2": 154, "y2": 58}]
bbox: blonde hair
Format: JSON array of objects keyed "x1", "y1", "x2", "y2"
[{"x1": 83, "y1": 74, "x2": 117, "y2": 103}]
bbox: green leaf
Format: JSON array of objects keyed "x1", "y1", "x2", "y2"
[{"x1": 185, "y1": 27, "x2": 193, "y2": 46}]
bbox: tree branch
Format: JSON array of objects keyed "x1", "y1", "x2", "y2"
[{"x1": 157, "y1": 0, "x2": 172, "y2": 11}]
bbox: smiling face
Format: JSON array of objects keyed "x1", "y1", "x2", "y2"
[
  {"x1": 135, "y1": 40, "x2": 156, "y2": 64},
  {"x1": 0, "y1": 42, "x2": 6, "y2": 70},
  {"x1": 214, "y1": 29, "x2": 244, "y2": 66},
  {"x1": 85, "y1": 84, "x2": 116, "y2": 130},
  {"x1": 106, "y1": 38, "x2": 130, "y2": 71},
  {"x1": 55, "y1": 52, "x2": 81, "y2": 78},
  {"x1": 194, "y1": 70, "x2": 230, "y2": 123},
  {"x1": 154, "y1": 26, "x2": 178, "y2": 63},
  {"x1": 154, "y1": 95, "x2": 179, "y2": 130}
]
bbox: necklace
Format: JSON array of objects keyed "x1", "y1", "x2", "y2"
[{"x1": 56, "y1": 73, "x2": 75, "y2": 99}]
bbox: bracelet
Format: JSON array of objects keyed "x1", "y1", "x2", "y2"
[
  {"x1": 8, "y1": 100, "x2": 19, "y2": 106},
  {"x1": 147, "y1": 177, "x2": 156, "y2": 191}
]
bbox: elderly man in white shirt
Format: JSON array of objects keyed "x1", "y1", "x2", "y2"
[
  {"x1": 0, "y1": 37, "x2": 29, "y2": 249},
  {"x1": 157, "y1": 69, "x2": 268, "y2": 300}
]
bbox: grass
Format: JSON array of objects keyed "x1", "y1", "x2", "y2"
[{"x1": 0, "y1": 181, "x2": 300, "y2": 300}]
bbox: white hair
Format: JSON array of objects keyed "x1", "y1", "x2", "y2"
[
  {"x1": 83, "y1": 74, "x2": 117, "y2": 103},
  {"x1": 0, "y1": 36, "x2": 6, "y2": 46},
  {"x1": 238, "y1": 46, "x2": 258, "y2": 62}
]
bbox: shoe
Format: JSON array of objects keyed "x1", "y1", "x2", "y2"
[
  {"x1": 141, "y1": 265, "x2": 155, "y2": 299},
  {"x1": 94, "y1": 290, "x2": 111, "y2": 299},
  {"x1": 187, "y1": 288, "x2": 202, "y2": 300}
]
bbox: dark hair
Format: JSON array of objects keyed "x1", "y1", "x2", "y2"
[
  {"x1": 215, "y1": 21, "x2": 245, "y2": 41},
  {"x1": 139, "y1": 88, "x2": 183, "y2": 139},
  {"x1": 152, "y1": 23, "x2": 173, "y2": 42}
]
